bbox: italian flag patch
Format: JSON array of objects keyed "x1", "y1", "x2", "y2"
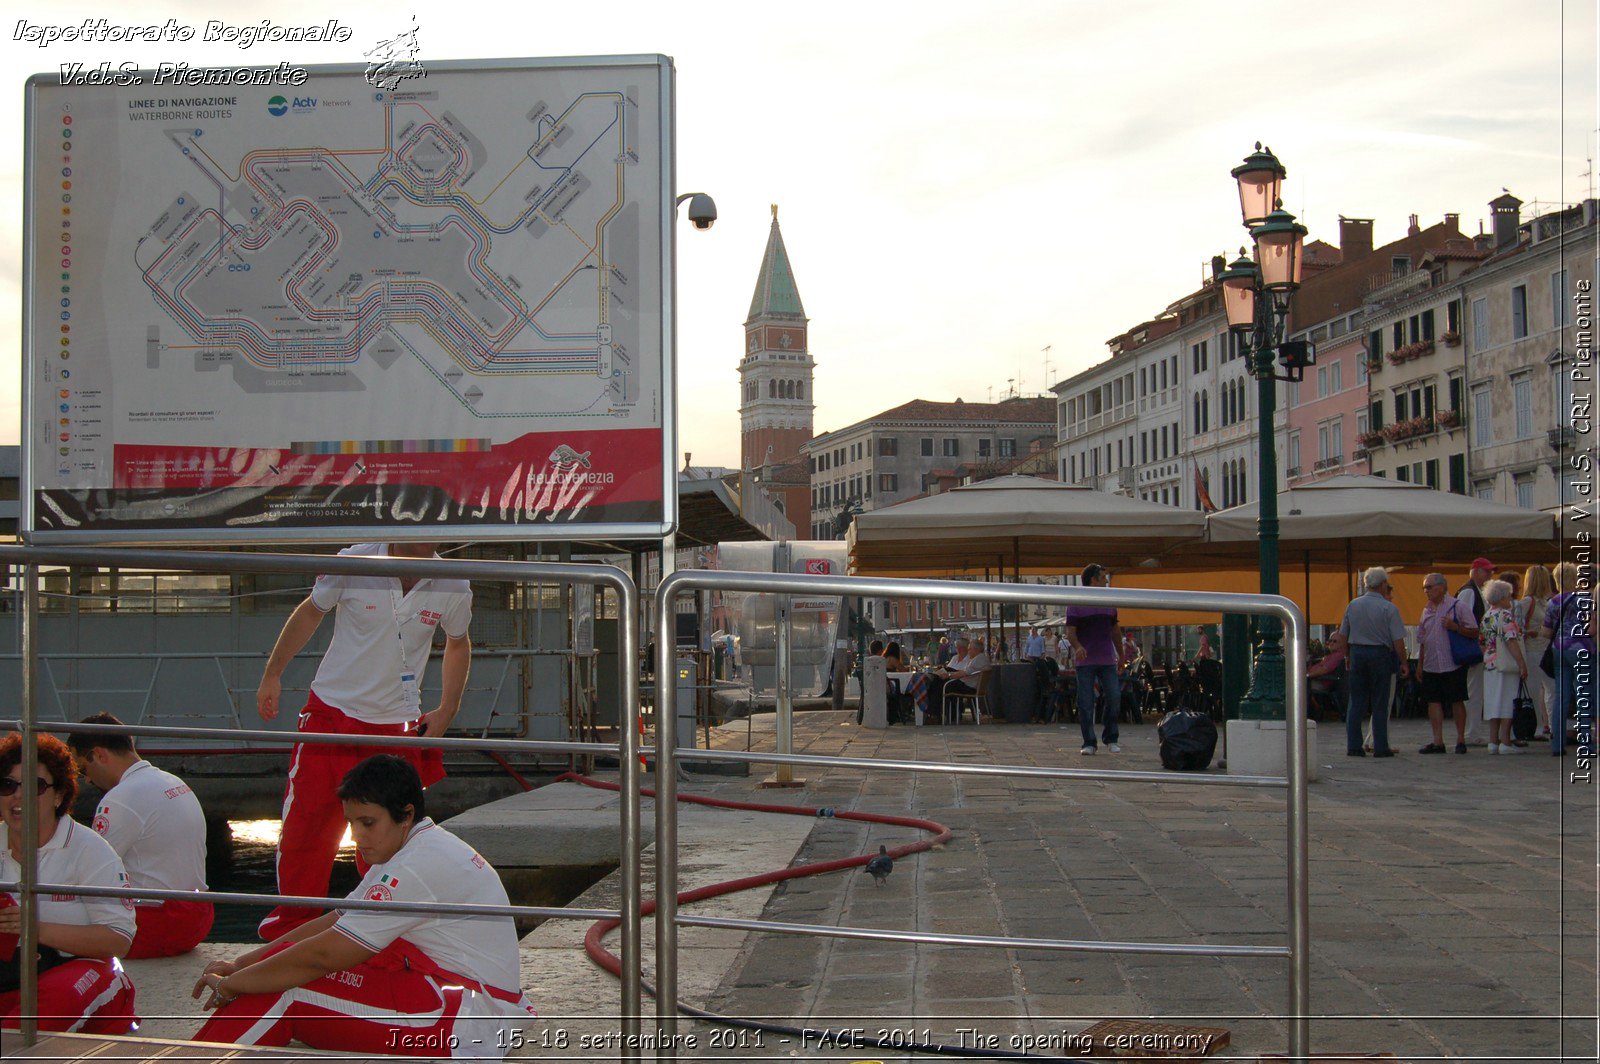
[{"x1": 379, "y1": 874, "x2": 400, "y2": 889}]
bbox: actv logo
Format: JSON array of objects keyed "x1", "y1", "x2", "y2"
[{"x1": 267, "y1": 96, "x2": 318, "y2": 116}]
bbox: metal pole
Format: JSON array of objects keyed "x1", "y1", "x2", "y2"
[
  {"x1": 1239, "y1": 293, "x2": 1287, "y2": 720},
  {"x1": 616, "y1": 575, "x2": 642, "y2": 1051},
  {"x1": 653, "y1": 572, "x2": 683, "y2": 1055},
  {"x1": 1283, "y1": 601, "x2": 1311, "y2": 1058},
  {"x1": 19, "y1": 563, "x2": 40, "y2": 1044},
  {"x1": 774, "y1": 543, "x2": 793, "y2": 785}
]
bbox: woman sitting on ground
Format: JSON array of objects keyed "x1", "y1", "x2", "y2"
[
  {"x1": 0, "y1": 732, "x2": 138, "y2": 1033},
  {"x1": 193, "y1": 755, "x2": 536, "y2": 1057}
]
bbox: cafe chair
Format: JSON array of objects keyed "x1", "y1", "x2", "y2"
[{"x1": 943, "y1": 668, "x2": 991, "y2": 725}]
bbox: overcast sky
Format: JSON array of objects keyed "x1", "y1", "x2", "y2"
[{"x1": 1, "y1": 1, "x2": 1594, "y2": 468}]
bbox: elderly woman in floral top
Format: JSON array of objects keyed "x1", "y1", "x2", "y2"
[{"x1": 1478, "y1": 579, "x2": 1529, "y2": 755}]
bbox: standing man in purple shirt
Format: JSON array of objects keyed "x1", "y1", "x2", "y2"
[
  {"x1": 1064, "y1": 563, "x2": 1126, "y2": 755},
  {"x1": 1416, "y1": 573, "x2": 1478, "y2": 754}
]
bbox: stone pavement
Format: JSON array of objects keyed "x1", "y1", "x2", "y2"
[
  {"x1": 102, "y1": 710, "x2": 1597, "y2": 1062},
  {"x1": 669, "y1": 710, "x2": 1598, "y2": 1062}
]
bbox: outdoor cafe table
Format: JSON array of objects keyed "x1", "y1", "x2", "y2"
[{"x1": 887, "y1": 672, "x2": 921, "y2": 725}]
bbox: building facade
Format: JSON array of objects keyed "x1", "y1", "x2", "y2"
[
  {"x1": 1055, "y1": 288, "x2": 1272, "y2": 512},
  {"x1": 1358, "y1": 244, "x2": 1479, "y2": 491},
  {"x1": 801, "y1": 398, "x2": 1055, "y2": 539},
  {"x1": 1055, "y1": 317, "x2": 1187, "y2": 505},
  {"x1": 1458, "y1": 194, "x2": 1598, "y2": 510},
  {"x1": 1283, "y1": 214, "x2": 1468, "y2": 488}
]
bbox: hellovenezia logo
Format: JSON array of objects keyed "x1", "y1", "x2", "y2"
[{"x1": 111, "y1": 431, "x2": 659, "y2": 505}]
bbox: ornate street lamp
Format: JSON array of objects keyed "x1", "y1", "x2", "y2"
[{"x1": 1220, "y1": 144, "x2": 1311, "y2": 721}]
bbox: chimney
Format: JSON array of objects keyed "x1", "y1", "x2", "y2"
[
  {"x1": 1491, "y1": 192, "x2": 1523, "y2": 248},
  {"x1": 1338, "y1": 216, "x2": 1373, "y2": 259},
  {"x1": 1407, "y1": 213, "x2": 1421, "y2": 236},
  {"x1": 1444, "y1": 212, "x2": 1460, "y2": 232}
]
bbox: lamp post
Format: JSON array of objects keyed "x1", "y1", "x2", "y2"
[
  {"x1": 1215, "y1": 144, "x2": 1312, "y2": 721},
  {"x1": 654, "y1": 187, "x2": 717, "y2": 1046}
]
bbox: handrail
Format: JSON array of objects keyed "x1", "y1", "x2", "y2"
[
  {"x1": 1, "y1": 647, "x2": 577, "y2": 739},
  {"x1": 0, "y1": 649, "x2": 590, "y2": 660},
  {"x1": 672, "y1": 744, "x2": 1287, "y2": 788},
  {"x1": 0, "y1": 881, "x2": 624, "y2": 924},
  {"x1": 3, "y1": 718, "x2": 624, "y2": 758},
  {"x1": 676, "y1": 914, "x2": 1292, "y2": 958},
  {"x1": 0, "y1": 544, "x2": 644, "y2": 1052},
  {"x1": 653, "y1": 568, "x2": 1311, "y2": 1062}
]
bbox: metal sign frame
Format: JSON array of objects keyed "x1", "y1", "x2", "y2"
[{"x1": 22, "y1": 54, "x2": 678, "y2": 545}]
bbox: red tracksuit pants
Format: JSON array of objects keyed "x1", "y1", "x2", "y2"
[
  {"x1": 194, "y1": 941, "x2": 524, "y2": 1057},
  {"x1": 129, "y1": 898, "x2": 215, "y2": 959},
  {"x1": 260, "y1": 693, "x2": 443, "y2": 941},
  {"x1": 0, "y1": 957, "x2": 138, "y2": 1034}
]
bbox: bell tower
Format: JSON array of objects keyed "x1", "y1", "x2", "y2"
[{"x1": 739, "y1": 205, "x2": 813, "y2": 471}]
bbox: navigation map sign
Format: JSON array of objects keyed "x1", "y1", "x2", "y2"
[{"x1": 24, "y1": 56, "x2": 674, "y2": 543}]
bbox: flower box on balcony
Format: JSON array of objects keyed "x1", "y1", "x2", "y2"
[
  {"x1": 1386, "y1": 339, "x2": 1436, "y2": 366},
  {"x1": 1435, "y1": 409, "x2": 1462, "y2": 430},
  {"x1": 1357, "y1": 430, "x2": 1387, "y2": 449},
  {"x1": 1380, "y1": 414, "x2": 1437, "y2": 443},
  {"x1": 1440, "y1": 330, "x2": 1461, "y2": 347}
]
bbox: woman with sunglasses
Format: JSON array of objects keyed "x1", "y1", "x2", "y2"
[{"x1": 0, "y1": 732, "x2": 138, "y2": 1033}]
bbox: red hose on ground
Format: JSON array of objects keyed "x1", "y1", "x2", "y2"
[{"x1": 551, "y1": 772, "x2": 952, "y2": 980}]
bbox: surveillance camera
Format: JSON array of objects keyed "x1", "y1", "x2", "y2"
[{"x1": 686, "y1": 193, "x2": 717, "y2": 231}]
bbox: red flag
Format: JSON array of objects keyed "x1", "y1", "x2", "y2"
[{"x1": 1194, "y1": 465, "x2": 1218, "y2": 514}]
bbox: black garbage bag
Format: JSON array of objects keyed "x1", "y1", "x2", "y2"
[{"x1": 1158, "y1": 709, "x2": 1217, "y2": 771}]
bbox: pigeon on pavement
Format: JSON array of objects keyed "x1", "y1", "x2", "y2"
[{"x1": 865, "y1": 845, "x2": 893, "y2": 886}]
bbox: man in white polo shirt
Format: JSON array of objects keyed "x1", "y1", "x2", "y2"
[
  {"x1": 67, "y1": 713, "x2": 212, "y2": 957},
  {"x1": 193, "y1": 755, "x2": 534, "y2": 1058},
  {"x1": 255, "y1": 542, "x2": 472, "y2": 941}
]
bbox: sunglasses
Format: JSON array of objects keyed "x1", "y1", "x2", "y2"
[{"x1": 0, "y1": 777, "x2": 58, "y2": 797}]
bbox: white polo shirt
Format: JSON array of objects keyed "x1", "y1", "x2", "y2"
[
  {"x1": 332, "y1": 819, "x2": 526, "y2": 1001},
  {"x1": 308, "y1": 544, "x2": 473, "y2": 725},
  {"x1": 1, "y1": 818, "x2": 137, "y2": 953},
  {"x1": 90, "y1": 759, "x2": 207, "y2": 893}
]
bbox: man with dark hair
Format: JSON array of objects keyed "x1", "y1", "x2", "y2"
[
  {"x1": 193, "y1": 755, "x2": 535, "y2": 1058},
  {"x1": 335, "y1": 752, "x2": 427, "y2": 828},
  {"x1": 67, "y1": 713, "x2": 212, "y2": 957},
  {"x1": 255, "y1": 542, "x2": 472, "y2": 940},
  {"x1": 1064, "y1": 564, "x2": 1127, "y2": 755}
]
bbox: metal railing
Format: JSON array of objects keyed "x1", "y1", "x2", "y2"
[
  {"x1": 0, "y1": 544, "x2": 645, "y2": 1051},
  {"x1": 653, "y1": 569, "x2": 1312, "y2": 1061},
  {"x1": 0, "y1": 647, "x2": 570, "y2": 737},
  {"x1": 4, "y1": 547, "x2": 1315, "y2": 1060}
]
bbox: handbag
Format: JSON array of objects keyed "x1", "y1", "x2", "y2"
[
  {"x1": 1448, "y1": 627, "x2": 1483, "y2": 667},
  {"x1": 1446, "y1": 597, "x2": 1483, "y2": 667},
  {"x1": 1539, "y1": 643, "x2": 1556, "y2": 677},
  {"x1": 1512, "y1": 680, "x2": 1538, "y2": 741}
]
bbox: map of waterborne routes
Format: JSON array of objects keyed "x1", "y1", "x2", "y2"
[{"x1": 25, "y1": 57, "x2": 672, "y2": 541}]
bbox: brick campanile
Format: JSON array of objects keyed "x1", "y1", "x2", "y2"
[{"x1": 738, "y1": 205, "x2": 813, "y2": 471}]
